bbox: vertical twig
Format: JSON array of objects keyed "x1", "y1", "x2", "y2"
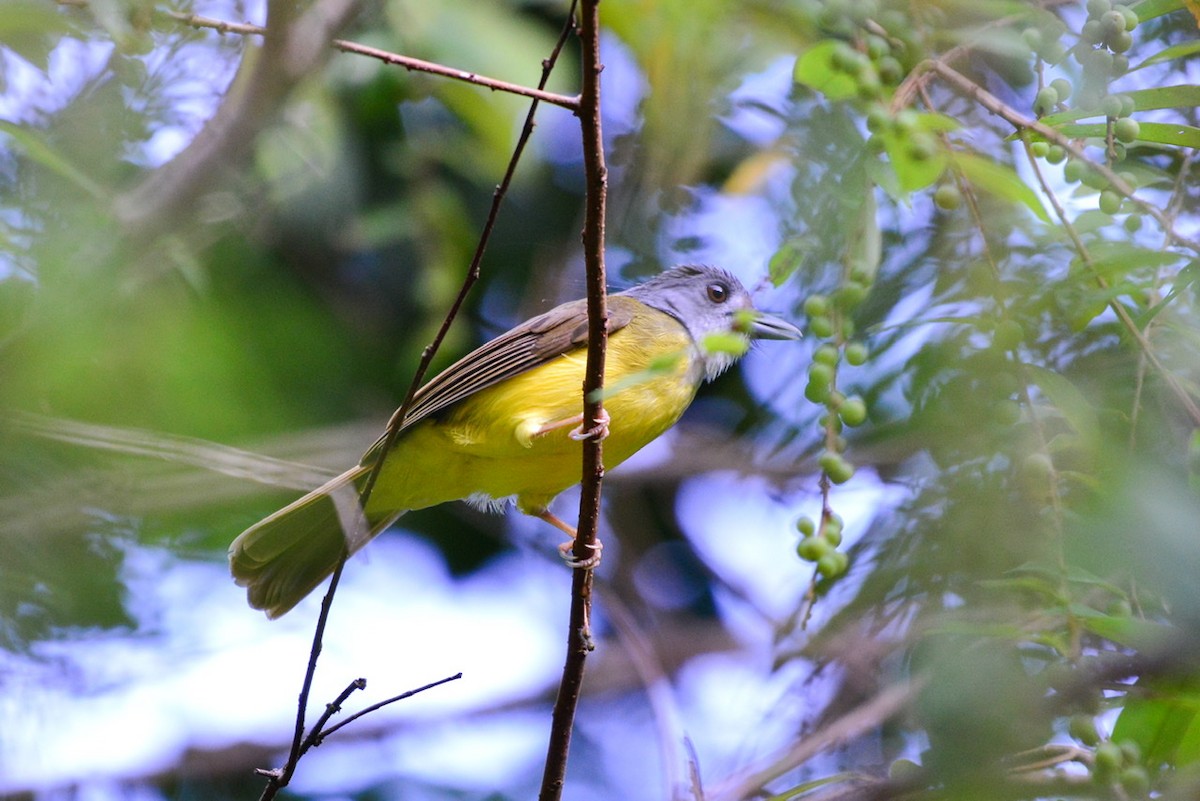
[{"x1": 539, "y1": 0, "x2": 607, "y2": 797}]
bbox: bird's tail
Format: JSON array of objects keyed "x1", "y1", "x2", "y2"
[{"x1": 228, "y1": 465, "x2": 399, "y2": 618}]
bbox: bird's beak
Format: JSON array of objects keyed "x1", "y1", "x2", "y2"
[{"x1": 750, "y1": 310, "x2": 804, "y2": 340}]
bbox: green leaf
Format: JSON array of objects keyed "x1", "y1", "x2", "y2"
[
  {"x1": 1135, "y1": 41, "x2": 1200, "y2": 69},
  {"x1": 1058, "y1": 121, "x2": 1200, "y2": 149},
  {"x1": 1086, "y1": 240, "x2": 1187, "y2": 280},
  {"x1": 769, "y1": 237, "x2": 816, "y2": 286},
  {"x1": 847, "y1": 182, "x2": 881, "y2": 282},
  {"x1": 792, "y1": 42, "x2": 858, "y2": 101},
  {"x1": 1116, "y1": 85, "x2": 1200, "y2": 111},
  {"x1": 1129, "y1": 0, "x2": 1186, "y2": 22},
  {"x1": 1024, "y1": 365, "x2": 1099, "y2": 449},
  {"x1": 951, "y1": 151, "x2": 1050, "y2": 222},
  {"x1": 0, "y1": 122, "x2": 104, "y2": 198},
  {"x1": 1112, "y1": 679, "x2": 1200, "y2": 768}
]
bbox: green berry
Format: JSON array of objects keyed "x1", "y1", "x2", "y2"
[
  {"x1": 844, "y1": 342, "x2": 868, "y2": 365},
  {"x1": 1089, "y1": 48, "x2": 1115, "y2": 75},
  {"x1": 1095, "y1": 741, "x2": 1123, "y2": 774},
  {"x1": 1119, "y1": 94, "x2": 1136, "y2": 117},
  {"x1": 1119, "y1": 765, "x2": 1150, "y2": 797},
  {"x1": 1116, "y1": 4, "x2": 1139, "y2": 30},
  {"x1": 816, "y1": 550, "x2": 849, "y2": 578},
  {"x1": 1102, "y1": 9, "x2": 1127, "y2": 33},
  {"x1": 1112, "y1": 52, "x2": 1130, "y2": 75},
  {"x1": 1114, "y1": 116, "x2": 1139, "y2": 143},
  {"x1": 1082, "y1": 167, "x2": 1110, "y2": 190},
  {"x1": 823, "y1": 525, "x2": 843, "y2": 547},
  {"x1": 907, "y1": 133, "x2": 937, "y2": 162},
  {"x1": 992, "y1": 398, "x2": 1021, "y2": 425},
  {"x1": 834, "y1": 281, "x2": 868, "y2": 310},
  {"x1": 814, "y1": 344, "x2": 840, "y2": 367},
  {"x1": 1108, "y1": 30, "x2": 1133, "y2": 53},
  {"x1": 805, "y1": 378, "x2": 832, "y2": 404},
  {"x1": 1034, "y1": 86, "x2": 1059, "y2": 115},
  {"x1": 1021, "y1": 27, "x2": 1043, "y2": 51},
  {"x1": 1099, "y1": 189, "x2": 1123, "y2": 215},
  {"x1": 866, "y1": 105, "x2": 891, "y2": 134},
  {"x1": 808, "y1": 361, "x2": 834, "y2": 387},
  {"x1": 1031, "y1": 141, "x2": 1050, "y2": 158},
  {"x1": 803, "y1": 294, "x2": 830, "y2": 318},
  {"x1": 1050, "y1": 77, "x2": 1072, "y2": 101},
  {"x1": 933, "y1": 183, "x2": 962, "y2": 210},
  {"x1": 819, "y1": 452, "x2": 855, "y2": 484},
  {"x1": 1102, "y1": 94, "x2": 1123, "y2": 118},
  {"x1": 1046, "y1": 144, "x2": 1067, "y2": 164},
  {"x1": 1124, "y1": 213, "x2": 1143, "y2": 233},
  {"x1": 877, "y1": 56, "x2": 903, "y2": 85},
  {"x1": 1119, "y1": 740, "x2": 1142, "y2": 764},
  {"x1": 1063, "y1": 159, "x2": 1085, "y2": 183},
  {"x1": 1081, "y1": 19, "x2": 1104, "y2": 44},
  {"x1": 1069, "y1": 714, "x2": 1101, "y2": 746},
  {"x1": 1087, "y1": 0, "x2": 1112, "y2": 17},
  {"x1": 840, "y1": 397, "x2": 868, "y2": 426},
  {"x1": 797, "y1": 535, "x2": 831, "y2": 562},
  {"x1": 809, "y1": 315, "x2": 834, "y2": 339},
  {"x1": 993, "y1": 319, "x2": 1025, "y2": 350},
  {"x1": 819, "y1": 412, "x2": 844, "y2": 433},
  {"x1": 797, "y1": 515, "x2": 817, "y2": 536}
]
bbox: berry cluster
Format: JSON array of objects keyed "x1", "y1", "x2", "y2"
[{"x1": 795, "y1": 511, "x2": 848, "y2": 579}]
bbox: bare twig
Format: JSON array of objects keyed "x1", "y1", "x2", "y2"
[
  {"x1": 258, "y1": 555, "x2": 349, "y2": 800},
  {"x1": 160, "y1": 9, "x2": 580, "y2": 111},
  {"x1": 315, "y1": 672, "x2": 464, "y2": 744},
  {"x1": 539, "y1": 0, "x2": 607, "y2": 797}
]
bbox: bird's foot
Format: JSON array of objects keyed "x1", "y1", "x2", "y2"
[{"x1": 569, "y1": 408, "x2": 610, "y2": 442}]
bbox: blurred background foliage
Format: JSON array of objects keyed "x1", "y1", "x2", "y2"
[{"x1": 3, "y1": 0, "x2": 1200, "y2": 799}]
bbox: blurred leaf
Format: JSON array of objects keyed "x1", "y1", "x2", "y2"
[
  {"x1": 792, "y1": 42, "x2": 858, "y2": 101},
  {"x1": 0, "y1": 122, "x2": 105, "y2": 198},
  {"x1": 951, "y1": 151, "x2": 1049, "y2": 222},
  {"x1": 847, "y1": 182, "x2": 881, "y2": 281},
  {"x1": 1057, "y1": 121, "x2": 1200, "y2": 149},
  {"x1": 1135, "y1": 40, "x2": 1200, "y2": 69},
  {"x1": 1112, "y1": 680, "x2": 1200, "y2": 768},
  {"x1": 1130, "y1": 0, "x2": 1187, "y2": 21},
  {"x1": 1024, "y1": 365, "x2": 1099, "y2": 449}
]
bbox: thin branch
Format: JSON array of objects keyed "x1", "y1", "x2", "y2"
[
  {"x1": 162, "y1": 10, "x2": 580, "y2": 111},
  {"x1": 257, "y1": 554, "x2": 349, "y2": 801},
  {"x1": 708, "y1": 678, "x2": 924, "y2": 801},
  {"x1": 315, "y1": 672, "x2": 464, "y2": 744},
  {"x1": 539, "y1": 0, "x2": 606, "y2": 797}
]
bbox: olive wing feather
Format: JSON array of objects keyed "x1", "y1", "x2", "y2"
[{"x1": 361, "y1": 295, "x2": 639, "y2": 465}]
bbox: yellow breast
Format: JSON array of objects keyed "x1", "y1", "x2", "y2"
[{"x1": 367, "y1": 301, "x2": 702, "y2": 516}]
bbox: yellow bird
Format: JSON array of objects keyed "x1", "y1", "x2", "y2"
[{"x1": 229, "y1": 265, "x2": 801, "y2": 617}]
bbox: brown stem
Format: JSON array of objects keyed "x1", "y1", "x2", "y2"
[
  {"x1": 159, "y1": 10, "x2": 580, "y2": 111},
  {"x1": 539, "y1": 0, "x2": 607, "y2": 797}
]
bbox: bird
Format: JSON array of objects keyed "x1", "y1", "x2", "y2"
[{"x1": 229, "y1": 264, "x2": 802, "y2": 618}]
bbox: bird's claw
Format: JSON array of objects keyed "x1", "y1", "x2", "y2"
[
  {"x1": 569, "y1": 409, "x2": 611, "y2": 441},
  {"x1": 558, "y1": 537, "x2": 604, "y2": 570}
]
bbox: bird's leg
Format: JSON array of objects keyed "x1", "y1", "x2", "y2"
[
  {"x1": 531, "y1": 409, "x2": 611, "y2": 442},
  {"x1": 534, "y1": 509, "x2": 604, "y2": 570}
]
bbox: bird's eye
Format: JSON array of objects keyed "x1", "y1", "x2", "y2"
[{"x1": 706, "y1": 283, "x2": 728, "y2": 303}]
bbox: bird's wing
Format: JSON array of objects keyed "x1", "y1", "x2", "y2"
[{"x1": 360, "y1": 295, "x2": 640, "y2": 464}]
